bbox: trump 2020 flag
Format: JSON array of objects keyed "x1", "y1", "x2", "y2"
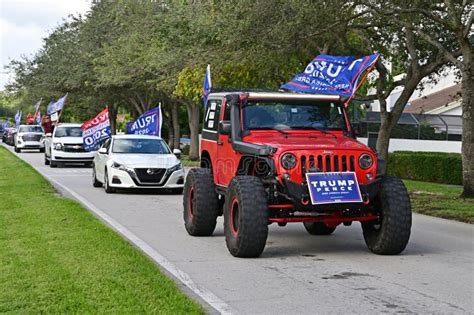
[
  {"x1": 281, "y1": 54, "x2": 380, "y2": 97},
  {"x1": 127, "y1": 106, "x2": 162, "y2": 136},
  {"x1": 14, "y1": 110, "x2": 22, "y2": 126},
  {"x1": 203, "y1": 64, "x2": 211, "y2": 108},
  {"x1": 81, "y1": 108, "x2": 111, "y2": 152},
  {"x1": 47, "y1": 93, "x2": 68, "y2": 115}
]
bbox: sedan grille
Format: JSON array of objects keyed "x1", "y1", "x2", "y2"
[{"x1": 134, "y1": 168, "x2": 166, "y2": 183}]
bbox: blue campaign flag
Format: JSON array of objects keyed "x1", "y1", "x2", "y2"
[
  {"x1": 127, "y1": 106, "x2": 162, "y2": 137},
  {"x1": 14, "y1": 110, "x2": 22, "y2": 126},
  {"x1": 3, "y1": 120, "x2": 10, "y2": 129},
  {"x1": 306, "y1": 172, "x2": 363, "y2": 205},
  {"x1": 281, "y1": 54, "x2": 380, "y2": 97},
  {"x1": 203, "y1": 64, "x2": 211, "y2": 108},
  {"x1": 35, "y1": 111, "x2": 42, "y2": 125},
  {"x1": 33, "y1": 98, "x2": 42, "y2": 115},
  {"x1": 47, "y1": 93, "x2": 67, "y2": 115}
]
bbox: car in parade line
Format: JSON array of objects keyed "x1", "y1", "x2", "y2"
[
  {"x1": 3, "y1": 127, "x2": 17, "y2": 146},
  {"x1": 91, "y1": 135, "x2": 185, "y2": 194},
  {"x1": 44, "y1": 123, "x2": 95, "y2": 167},
  {"x1": 183, "y1": 90, "x2": 412, "y2": 258},
  {"x1": 14, "y1": 125, "x2": 45, "y2": 153}
]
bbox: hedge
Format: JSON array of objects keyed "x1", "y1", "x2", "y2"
[{"x1": 388, "y1": 151, "x2": 462, "y2": 185}]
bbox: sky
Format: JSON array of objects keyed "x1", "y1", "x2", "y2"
[{"x1": 0, "y1": 0, "x2": 91, "y2": 90}]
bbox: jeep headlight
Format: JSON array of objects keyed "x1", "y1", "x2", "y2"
[
  {"x1": 359, "y1": 153, "x2": 373, "y2": 169},
  {"x1": 281, "y1": 153, "x2": 297, "y2": 170},
  {"x1": 53, "y1": 142, "x2": 63, "y2": 151}
]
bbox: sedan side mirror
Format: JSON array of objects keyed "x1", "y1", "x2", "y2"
[
  {"x1": 173, "y1": 148, "x2": 181, "y2": 158},
  {"x1": 218, "y1": 121, "x2": 231, "y2": 135},
  {"x1": 98, "y1": 147, "x2": 107, "y2": 154}
]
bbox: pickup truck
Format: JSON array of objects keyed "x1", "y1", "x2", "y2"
[{"x1": 44, "y1": 123, "x2": 96, "y2": 167}]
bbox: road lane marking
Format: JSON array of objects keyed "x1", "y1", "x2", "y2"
[{"x1": 35, "y1": 168, "x2": 234, "y2": 315}]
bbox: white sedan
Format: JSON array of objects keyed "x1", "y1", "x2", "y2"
[{"x1": 92, "y1": 135, "x2": 185, "y2": 194}]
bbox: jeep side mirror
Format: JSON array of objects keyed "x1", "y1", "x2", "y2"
[
  {"x1": 218, "y1": 121, "x2": 231, "y2": 135},
  {"x1": 173, "y1": 148, "x2": 181, "y2": 158},
  {"x1": 98, "y1": 147, "x2": 107, "y2": 154}
]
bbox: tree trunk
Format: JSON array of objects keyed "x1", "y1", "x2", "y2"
[
  {"x1": 108, "y1": 105, "x2": 117, "y2": 135},
  {"x1": 186, "y1": 102, "x2": 200, "y2": 161},
  {"x1": 375, "y1": 74, "x2": 419, "y2": 174},
  {"x1": 460, "y1": 40, "x2": 474, "y2": 198},
  {"x1": 171, "y1": 102, "x2": 181, "y2": 150},
  {"x1": 164, "y1": 106, "x2": 174, "y2": 149}
]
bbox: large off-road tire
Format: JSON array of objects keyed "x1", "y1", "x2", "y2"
[
  {"x1": 224, "y1": 176, "x2": 268, "y2": 258},
  {"x1": 92, "y1": 165, "x2": 102, "y2": 188},
  {"x1": 183, "y1": 168, "x2": 219, "y2": 236},
  {"x1": 362, "y1": 176, "x2": 412, "y2": 255},
  {"x1": 104, "y1": 169, "x2": 115, "y2": 193},
  {"x1": 303, "y1": 222, "x2": 336, "y2": 235}
]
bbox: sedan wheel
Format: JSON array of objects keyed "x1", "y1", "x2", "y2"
[
  {"x1": 104, "y1": 169, "x2": 115, "y2": 193},
  {"x1": 92, "y1": 165, "x2": 102, "y2": 188}
]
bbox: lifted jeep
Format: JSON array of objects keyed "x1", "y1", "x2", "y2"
[{"x1": 183, "y1": 91, "x2": 411, "y2": 257}]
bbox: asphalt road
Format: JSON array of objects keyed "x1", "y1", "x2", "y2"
[{"x1": 3, "y1": 144, "x2": 474, "y2": 314}]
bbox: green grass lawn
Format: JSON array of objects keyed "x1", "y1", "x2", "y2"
[
  {"x1": 0, "y1": 146, "x2": 204, "y2": 314},
  {"x1": 180, "y1": 155, "x2": 200, "y2": 167},
  {"x1": 404, "y1": 179, "x2": 474, "y2": 224}
]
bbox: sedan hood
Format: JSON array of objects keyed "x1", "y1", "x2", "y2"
[{"x1": 112, "y1": 153, "x2": 180, "y2": 168}]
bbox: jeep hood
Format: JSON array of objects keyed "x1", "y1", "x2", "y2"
[{"x1": 243, "y1": 132, "x2": 370, "y2": 152}]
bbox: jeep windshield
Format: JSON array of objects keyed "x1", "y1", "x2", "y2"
[{"x1": 243, "y1": 100, "x2": 347, "y2": 132}]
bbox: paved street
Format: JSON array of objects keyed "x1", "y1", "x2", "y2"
[{"x1": 3, "y1": 144, "x2": 474, "y2": 314}]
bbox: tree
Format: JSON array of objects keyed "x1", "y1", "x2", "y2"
[{"x1": 358, "y1": 0, "x2": 473, "y2": 197}]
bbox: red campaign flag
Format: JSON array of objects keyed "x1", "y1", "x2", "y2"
[{"x1": 81, "y1": 108, "x2": 111, "y2": 151}]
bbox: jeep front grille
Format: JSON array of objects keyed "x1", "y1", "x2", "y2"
[{"x1": 300, "y1": 154, "x2": 356, "y2": 175}]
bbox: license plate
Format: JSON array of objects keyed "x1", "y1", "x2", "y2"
[{"x1": 305, "y1": 172, "x2": 363, "y2": 205}]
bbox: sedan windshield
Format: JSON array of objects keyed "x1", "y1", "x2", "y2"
[
  {"x1": 54, "y1": 127, "x2": 83, "y2": 137},
  {"x1": 19, "y1": 126, "x2": 43, "y2": 133},
  {"x1": 112, "y1": 138, "x2": 170, "y2": 154},
  {"x1": 243, "y1": 100, "x2": 347, "y2": 132}
]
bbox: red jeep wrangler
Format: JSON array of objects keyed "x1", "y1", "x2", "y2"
[{"x1": 183, "y1": 91, "x2": 411, "y2": 257}]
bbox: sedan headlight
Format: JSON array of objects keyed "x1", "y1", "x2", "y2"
[
  {"x1": 359, "y1": 153, "x2": 373, "y2": 169},
  {"x1": 53, "y1": 143, "x2": 63, "y2": 151},
  {"x1": 281, "y1": 153, "x2": 297, "y2": 170},
  {"x1": 111, "y1": 162, "x2": 134, "y2": 172},
  {"x1": 167, "y1": 163, "x2": 183, "y2": 173}
]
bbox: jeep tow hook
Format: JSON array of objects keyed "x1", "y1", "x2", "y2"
[
  {"x1": 362, "y1": 194, "x2": 370, "y2": 205},
  {"x1": 301, "y1": 196, "x2": 310, "y2": 206}
]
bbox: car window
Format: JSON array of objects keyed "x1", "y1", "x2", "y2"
[
  {"x1": 19, "y1": 126, "x2": 43, "y2": 133},
  {"x1": 203, "y1": 100, "x2": 222, "y2": 131},
  {"x1": 54, "y1": 127, "x2": 83, "y2": 137},
  {"x1": 112, "y1": 138, "x2": 171, "y2": 154}
]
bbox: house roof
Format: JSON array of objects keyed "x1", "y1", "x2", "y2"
[{"x1": 404, "y1": 84, "x2": 462, "y2": 114}]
